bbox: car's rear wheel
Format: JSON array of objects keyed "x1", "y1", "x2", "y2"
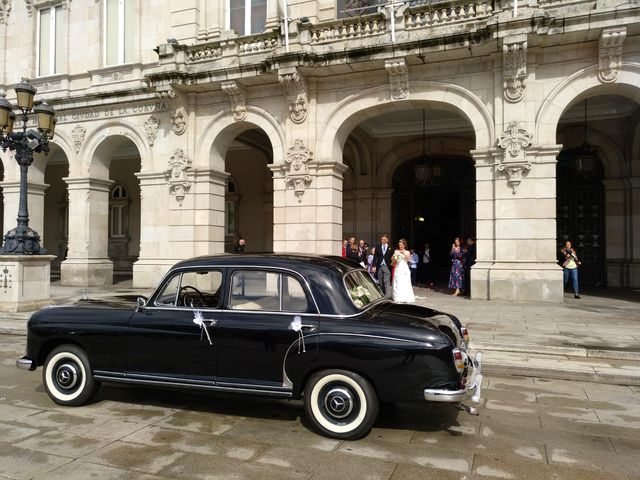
[
  {"x1": 43, "y1": 345, "x2": 99, "y2": 406},
  {"x1": 304, "y1": 369, "x2": 379, "y2": 440}
]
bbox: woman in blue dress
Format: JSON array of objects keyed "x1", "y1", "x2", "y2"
[{"x1": 448, "y1": 237, "x2": 465, "y2": 296}]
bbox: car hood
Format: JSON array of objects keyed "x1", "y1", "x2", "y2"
[{"x1": 41, "y1": 296, "x2": 137, "y2": 311}]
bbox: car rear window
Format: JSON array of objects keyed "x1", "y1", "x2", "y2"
[{"x1": 344, "y1": 270, "x2": 383, "y2": 309}]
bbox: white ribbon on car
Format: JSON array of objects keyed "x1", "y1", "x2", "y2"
[
  {"x1": 289, "y1": 315, "x2": 306, "y2": 354},
  {"x1": 193, "y1": 310, "x2": 215, "y2": 346}
]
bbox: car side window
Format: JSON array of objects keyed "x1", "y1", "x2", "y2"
[
  {"x1": 178, "y1": 270, "x2": 223, "y2": 309},
  {"x1": 155, "y1": 274, "x2": 180, "y2": 306},
  {"x1": 229, "y1": 271, "x2": 309, "y2": 313}
]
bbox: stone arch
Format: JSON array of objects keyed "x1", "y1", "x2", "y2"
[
  {"x1": 557, "y1": 127, "x2": 626, "y2": 178},
  {"x1": 197, "y1": 106, "x2": 285, "y2": 172},
  {"x1": 316, "y1": 82, "x2": 493, "y2": 164},
  {"x1": 536, "y1": 63, "x2": 640, "y2": 145},
  {"x1": 376, "y1": 137, "x2": 475, "y2": 189},
  {"x1": 79, "y1": 120, "x2": 151, "y2": 178}
]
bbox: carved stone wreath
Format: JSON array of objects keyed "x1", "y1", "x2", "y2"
[
  {"x1": 598, "y1": 27, "x2": 626, "y2": 83},
  {"x1": 284, "y1": 139, "x2": 313, "y2": 202},
  {"x1": 144, "y1": 116, "x2": 160, "y2": 146},
  {"x1": 503, "y1": 40, "x2": 527, "y2": 103},
  {"x1": 221, "y1": 81, "x2": 247, "y2": 121},
  {"x1": 170, "y1": 106, "x2": 187, "y2": 135},
  {"x1": 165, "y1": 148, "x2": 191, "y2": 206},
  {"x1": 71, "y1": 125, "x2": 86, "y2": 153},
  {"x1": 496, "y1": 121, "x2": 533, "y2": 194},
  {"x1": 279, "y1": 73, "x2": 308, "y2": 124},
  {"x1": 0, "y1": 0, "x2": 12, "y2": 24},
  {"x1": 385, "y1": 58, "x2": 409, "y2": 101}
]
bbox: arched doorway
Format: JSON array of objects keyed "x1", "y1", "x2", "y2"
[
  {"x1": 224, "y1": 128, "x2": 273, "y2": 252},
  {"x1": 393, "y1": 156, "x2": 475, "y2": 279},
  {"x1": 43, "y1": 145, "x2": 69, "y2": 277},
  {"x1": 556, "y1": 148, "x2": 605, "y2": 287}
]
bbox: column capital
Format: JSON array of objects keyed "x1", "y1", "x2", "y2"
[{"x1": 63, "y1": 177, "x2": 114, "y2": 192}]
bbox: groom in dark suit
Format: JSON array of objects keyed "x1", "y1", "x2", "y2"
[{"x1": 372, "y1": 234, "x2": 393, "y2": 298}]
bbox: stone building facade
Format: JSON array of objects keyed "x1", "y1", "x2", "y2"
[{"x1": 0, "y1": 0, "x2": 639, "y2": 301}]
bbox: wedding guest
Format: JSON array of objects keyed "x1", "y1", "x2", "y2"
[
  {"x1": 409, "y1": 248, "x2": 419, "y2": 286},
  {"x1": 448, "y1": 237, "x2": 465, "y2": 296},
  {"x1": 463, "y1": 237, "x2": 476, "y2": 296},
  {"x1": 561, "y1": 240, "x2": 581, "y2": 299}
]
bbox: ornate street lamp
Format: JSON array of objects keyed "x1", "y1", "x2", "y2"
[{"x1": 0, "y1": 79, "x2": 56, "y2": 254}]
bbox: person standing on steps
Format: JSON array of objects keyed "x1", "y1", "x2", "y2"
[
  {"x1": 561, "y1": 240, "x2": 581, "y2": 299},
  {"x1": 372, "y1": 234, "x2": 393, "y2": 298}
]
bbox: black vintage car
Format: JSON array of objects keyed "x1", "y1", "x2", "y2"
[{"x1": 17, "y1": 254, "x2": 482, "y2": 440}]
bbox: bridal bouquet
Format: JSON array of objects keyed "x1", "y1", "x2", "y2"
[
  {"x1": 349, "y1": 285, "x2": 371, "y2": 308},
  {"x1": 391, "y1": 251, "x2": 404, "y2": 267}
]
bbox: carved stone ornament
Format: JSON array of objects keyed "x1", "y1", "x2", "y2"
[
  {"x1": 25, "y1": 0, "x2": 70, "y2": 17},
  {"x1": 144, "y1": 116, "x2": 160, "y2": 146},
  {"x1": 385, "y1": 58, "x2": 409, "y2": 100},
  {"x1": 503, "y1": 40, "x2": 527, "y2": 103},
  {"x1": 221, "y1": 80, "x2": 247, "y2": 121},
  {"x1": 71, "y1": 125, "x2": 86, "y2": 153},
  {"x1": 165, "y1": 148, "x2": 191, "y2": 206},
  {"x1": 496, "y1": 121, "x2": 533, "y2": 194},
  {"x1": 0, "y1": 0, "x2": 11, "y2": 24},
  {"x1": 599, "y1": 27, "x2": 626, "y2": 83},
  {"x1": 279, "y1": 72, "x2": 308, "y2": 124},
  {"x1": 284, "y1": 139, "x2": 313, "y2": 202},
  {"x1": 170, "y1": 106, "x2": 186, "y2": 135}
]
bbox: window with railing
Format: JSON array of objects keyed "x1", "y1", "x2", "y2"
[
  {"x1": 227, "y1": 0, "x2": 267, "y2": 36},
  {"x1": 37, "y1": 5, "x2": 65, "y2": 76}
]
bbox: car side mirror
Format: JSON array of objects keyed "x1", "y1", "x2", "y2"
[{"x1": 136, "y1": 297, "x2": 148, "y2": 312}]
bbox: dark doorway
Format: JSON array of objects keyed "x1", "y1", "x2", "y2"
[
  {"x1": 393, "y1": 156, "x2": 475, "y2": 281},
  {"x1": 556, "y1": 148, "x2": 605, "y2": 287}
]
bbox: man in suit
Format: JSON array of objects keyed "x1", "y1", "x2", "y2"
[{"x1": 371, "y1": 234, "x2": 393, "y2": 298}]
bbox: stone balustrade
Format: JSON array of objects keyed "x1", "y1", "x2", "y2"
[
  {"x1": 184, "y1": 33, "x2": 279, "y2": 63},
  {"x1": 238, "y1": 34, "x2": 279, "y2": 54},
  {"x1": 404, "y1": 2, "x2": 493, "y2": 30},
  {"x1": 304, "y1": 13, "x2": 387, "y2": 44}
]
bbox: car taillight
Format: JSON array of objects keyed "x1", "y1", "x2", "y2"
[
  {"x1": 453, "y1": 349, "x2": 465, "y2": 372},
  {"x1": 461, "y1": 326, "x2": 470, "y2": 344}
]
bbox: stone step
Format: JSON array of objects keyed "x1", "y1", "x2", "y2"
[
  {"x1": 471, "y1": 340, "x2": 640, "y2": 361},
  {"x1": 478, "y1": 350, "x2": 640, "y2": 386}
]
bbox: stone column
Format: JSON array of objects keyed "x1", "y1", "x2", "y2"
[
  {"x1": 60, "y1": 177, "x2": 113, "y2": 286},
  {"x1": 132, "y1": 172, "x2": 174, "y2": 289},
  {"x1": 0, "y1": 181, "x2": 48, "y2": 244},
  {"x1": 167, "y1": 169, "x2": 227, "y2": 259},
  {"x1": 271, "y1": 158, "x2": 346, "y2": 255},
  {"x1": 602, "y1": 178, "x2": 629, "y2": 287},
  {"x1": 630, "y1": 177, "x2": 640, "y2": 288}
]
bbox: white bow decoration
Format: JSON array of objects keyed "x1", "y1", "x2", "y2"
[
  {"x1": 193, "y1": 310, "x2": 215, "y2": 346},
  {"x1": 289, "y1": 315, "x2": 306, "y2": 354}
]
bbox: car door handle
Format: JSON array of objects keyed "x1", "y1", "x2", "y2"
[{"x1": 301, "y1": 324, "x2": 317, "y2": 332}]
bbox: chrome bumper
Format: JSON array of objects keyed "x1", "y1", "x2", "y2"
[
  {"x1": 424, "y1": 351, "x2": 483, "y2": 403},
  {"x1": 16, "y1": 357, "x2": 34, "y2": 370}
]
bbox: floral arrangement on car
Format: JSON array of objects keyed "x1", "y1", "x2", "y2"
[
  {"x1": 391, "y1": 251, "x2": 404, "y2": 267},
  {"x1": 349, "y1": 285, "x2": 372, "y2": 308}
]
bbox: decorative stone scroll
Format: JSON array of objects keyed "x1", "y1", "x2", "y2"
[
  {"x1": 221, "y1": 81, "x2": 247, "y2": 121},
  {"x1": 71, "y1": 125, "x2": 86, "y2": 153},
  {"x1": 385, "y1": 58, "x2": 409, "y2": 100},
  {"x1": 598, "y1": 27, "x2": 626, "y2": 83},
  {"x1": 144, "y1": 116, "x2": 160, "y2": 146},
  {"x1": 170, "y1": 106, "x2": 186, "y2": 135},
  {"x1": 284, "y1": 139, "x2": 313, "y2": 202},
  {"x1": 0, "y1": 0, "x2": 11, "y2": 24},
  {"x1": 496, "y1": 121, "x2": 533, "y2": 194},
  {"x1": 166, "y1": 148, "x2": 191, "y2": 206},
  {"x1": 503, "y1": 40, "x2": 527, "y2": 103},
  {"x1": 279, "y1": 72, "x2": 308, "y2": 124}
]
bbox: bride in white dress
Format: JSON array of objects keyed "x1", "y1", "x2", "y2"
[{"x1": 392, "y1": 239, "x2": 415, "y2": 303}]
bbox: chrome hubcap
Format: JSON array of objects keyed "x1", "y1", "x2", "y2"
[
  {"x1": 55, "y1": 363, "x2": 79, "y2": 390},
  {"x1": 324, "y1": 387, "x2": 354, "y2": 419}
]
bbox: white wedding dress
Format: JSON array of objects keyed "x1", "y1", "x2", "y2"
[{"x1": 392, "y1": 252, "x2": 415, "y2": 303}]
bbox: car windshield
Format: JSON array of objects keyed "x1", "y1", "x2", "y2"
[{"x1": 344, "y1": 270, "x2": 384, "y2": 309}]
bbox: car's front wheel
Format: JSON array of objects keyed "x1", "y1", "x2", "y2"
[
  {"x1": 304, "y1": 369, "x2": 379, "y2": 440},
  {"x1": 43, "y1": 345, "x2": 99, "y2": 406}
]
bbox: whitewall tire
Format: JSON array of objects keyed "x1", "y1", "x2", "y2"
[
  {"x1": 43, "y1": 345, "x2": 99, "y2": 406},
  {"x1": 304, "y1": 369, "x2": 379, "y2": 440}
]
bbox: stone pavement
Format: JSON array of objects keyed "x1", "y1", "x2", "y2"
[{"x1": 1, "y1": 280, "x2": 639, "y2": 385}]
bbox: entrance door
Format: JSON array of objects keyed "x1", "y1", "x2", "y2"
[
  {"x1": 393, "y1": 156, "x2": 475, "y2": 280},
  {"x1": 215, "y1": 269, "x2": 318, "y2": 390},
  {"x1": 556, "y1": 149, "x2": 605, "y2": 286}
]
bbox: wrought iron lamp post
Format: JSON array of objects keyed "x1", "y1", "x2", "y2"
[{"x1": 0, "y1": 79, "x2": 56, "y2": 255}]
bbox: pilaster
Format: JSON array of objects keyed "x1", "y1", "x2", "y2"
[{"x1": 60, "y1": 177, "x2": 114, "y2": 286}]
